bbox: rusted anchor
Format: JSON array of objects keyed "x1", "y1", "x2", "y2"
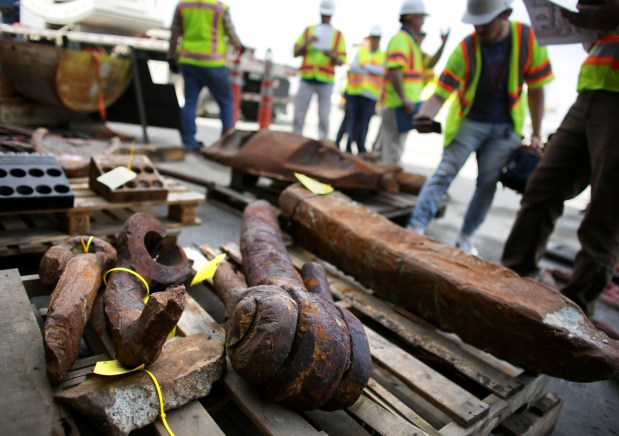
[
  {"x1": 103, "y1": 212, "x2": 194, "y2": 368},
  {"x1": 213, "y1": 200, "x2": 371, "y2": 410}
]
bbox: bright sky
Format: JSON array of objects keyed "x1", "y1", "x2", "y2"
[{"x1": 161, "y1": 0, "x2": 589, "y2": 134}]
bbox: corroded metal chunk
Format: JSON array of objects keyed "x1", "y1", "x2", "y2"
[
  {"x1": 202, "y1": 129, "x2": 427, "y2": 194},
  {"x1": 212, "y1": 200, "x2": 371, "y2": 410},
  {"x1": 39, "y1": 236, "x2": 117, "y2": 385},
  {"x1": 279, "y1": 183, "x2": 619, "y2": 382},
  {"x1": 103, "y1": 212, "x2": 193, "y2": 368}
]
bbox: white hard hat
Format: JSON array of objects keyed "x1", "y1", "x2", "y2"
[
  {"x1": 369, "y1": 25, "x2": 382, "y2": 37},
  {"x1": 462, "y1": 0, "x2": 513, "y2": 25},
  {"x1": 400, "y1": 0, "x2": 428, "y2": 16},
  {"x1": 319, "y1": 0, "x2": 335, "y2": 16}
]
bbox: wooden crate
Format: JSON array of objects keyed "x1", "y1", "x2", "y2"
[
  {"x1": 0, "y1": 176, "x2": 204, "y2": 257},
  {"x1": 0, "y1": 239, "x2": 562, "y2": 436}
]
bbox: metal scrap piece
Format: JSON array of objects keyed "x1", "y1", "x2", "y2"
[
  {"x1": 103, "y1": 212, "x2": 194, "y2": 368},
  {"x1": 279, "y1": 183, "x2": 619, "y2": 382}
]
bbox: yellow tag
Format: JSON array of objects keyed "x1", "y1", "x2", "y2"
[
  {"x1": 168, "y1": 326, "x2": 176, "y2": 339},
  {"x1": 294, "y1": 173, "x2": 333, "y2": 195},
  {"x1": 97, "y1": 166, "x2": 137, "y2": 190},
  {"x1": 190, "y1": 253, "x2": 227, "y2": 287},
  {"x1": 81, "y1": 235, "x2": 94, "y2": 253},
  {"x1": 94, "y1": 360, "x2": 145, "y2": 376}
]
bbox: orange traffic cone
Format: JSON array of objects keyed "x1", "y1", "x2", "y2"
[
  {"x1": 231, "y1": 53, "x2": 242, "y2": 123},
  {"x1": 258, "y1": 49, "x2": 273, "y2": 130}
]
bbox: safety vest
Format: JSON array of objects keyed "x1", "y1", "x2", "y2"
[
  {"x1": 578, "y1": 33, "x2": 619, "y2": 93},
  {"x1": 178, "y1": 0, "x2": 229, "y2": 68},
  {"x1": 435, "y1": 22, "x2": 554, "y2": 146},
  {"x1": 346, "y1": 46, "x2": 386, "y2": 100},
  {"x1": 382, "y1": 30, "x2": 424, "y2": 109},
  {"x1": 295, "y1": 25, "x2": 346, "y2": 84}
]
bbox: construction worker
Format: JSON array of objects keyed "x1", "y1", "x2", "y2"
[
  {"x1": 408, "y1": 0, "x2": 553, "y2": 255},
  {"x1": 167, "y1": 0, "x2": 244, "y2": 150},
  {"x1": 373, "y1": 0, "x2": 427, "y2": 164},
  {"x1": 502, "y1": 1, "x2": 619, "y2": 337},
  {"x1": 343, "y1": 26, "x2": 386, "y2": 154},
  {"x1": 292, "y1": 0, "x2": 346, "y2": 140}
]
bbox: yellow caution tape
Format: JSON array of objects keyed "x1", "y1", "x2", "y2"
[
  {"x1": 81, "y1": 235, "x2": 94, "y2": 253},
  {"x1": 103, "y1": 267, "x2": 150, "y2": 304}
]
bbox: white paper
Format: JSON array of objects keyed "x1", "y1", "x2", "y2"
[
  {"x1": 312, "y1": 24, "x2": 334, "y2": 51},
  {"x1": 96, "y1": 166, "x2": 137, "y2": 190},
  {"x1": 523, "y1": 0, "x2": 598, "y2": 46}
]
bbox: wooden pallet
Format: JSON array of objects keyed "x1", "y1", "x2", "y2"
[
  {"x1": 0, "y1": 239, "x2": 562, "y2": 436},
  {"x1": 0, "y1": 176, "x2": 204, "y2": 257},
  {"x1": 204, "y1": 174, "x2": 446, "y2": 227}
]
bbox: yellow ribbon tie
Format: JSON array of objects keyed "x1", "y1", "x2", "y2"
[
  {"x1": 103, "y1": 268, "x2": 151, "y2": 304},
  {"x1": 142, "y1": 369, "x2": 174, "y2": 436},
  {"x1": 81, "y1": 236, "x2": 94, "y2": 253}
]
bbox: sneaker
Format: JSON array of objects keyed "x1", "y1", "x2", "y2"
[
  {"x1": 455, "y1": 234, "x2": 478, "y2": 256},
  {"x1": 407, "y1": 222, "x2": 426, "y2": 236}
]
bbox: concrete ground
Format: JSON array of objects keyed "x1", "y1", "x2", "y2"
[{"x1": 112, "y1": 100, "x2": 618, "y2": 435}]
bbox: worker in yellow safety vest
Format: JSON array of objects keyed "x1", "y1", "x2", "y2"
[
  {"x1": 373, "y1": 0, "x2": 427, "y2": 164},
  {"x1": 342, "y1": 26, "x2": 386, "y2": 154},
  {"x1": 502, "y1": 1, "x2": 619, "y2": 337},
  {"x1": 408, "y1": 0, "x2": 554, "y2": 255},
  {"x1": 292, "y1": 0, "x2": 347, "y2": 140},
  {"x1": 167, "y1": 0, "x2": 244, "y2": 149}
]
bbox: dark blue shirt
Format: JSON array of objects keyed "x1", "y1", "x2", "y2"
[{"x1": 467, "y1": 31, "x2": 512, "y2": 125}]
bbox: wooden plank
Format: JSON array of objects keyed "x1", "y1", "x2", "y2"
[
  {"x1": 0, "y1": 269, "x2": 74, "y2": 435},
  {"x1": 365, "y1": 326, "x2": 490, "y2": 427},
  {"x1": 154, "y1": 401, "x2": 225, "y2": 436},
  {"x1": 439, "y1": 374, "x2": 550, "y2": 436},
  {"x1": 347, "y1": 394, "x2": 430, "y2": 436},
  {"x1": 365, "y1": 379, "x2": 441, "y2": 436}
]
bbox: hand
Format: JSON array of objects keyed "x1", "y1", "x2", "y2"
[
  {"x1": 236, "y1": 43, "x2": 246, "y2": 55},
  {"x1": 413, "y1": 115, "x2": 436, "y2": 134},
  {"x1": 440, "y1": 28, "x2": 450, "y2": 43},
  {"x1": 168, "y1": 59, "x2": 179, "y2": 74},
  {"x1": 401, "y1": 99, "x2": 415, "y2": 114},
  {"x1": 530, "y1": 135, "x2": 543, "y2": 154}
]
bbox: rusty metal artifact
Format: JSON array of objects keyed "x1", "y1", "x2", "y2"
[
  {"x1": 201, "y1": 129, "x2": 426, "y2": 194},
  {"x1": 0, "y1": 39, "x2": 132, "y2": 113},
  {"x1": 212, "y1": 200, "x2": 371, "y2": 410},
  {"x1": 103, "y1": 212, "x2": 194, "y2": 368},
  {"x1": 39, "y1": 236, "x2": 117, "y2": 385},
  {"x1": 280, "y1": 184, "x2": 619, "y2": 382}
]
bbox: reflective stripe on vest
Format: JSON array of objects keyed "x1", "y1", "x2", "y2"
[
  {"x1": 382, "y1": 31, "x2": 423, "y2": 108},
  {"x1": 179, "y1": 0, "x2": 228, "y2": 68},
  {"x1": 298, "y1": 26, "x2": 344, "y2": 83},
  {"x1": 437, "y1": 22, "x2": 553, "y2": 146},
  {"x1": 578, "y1": 34, "x2": 619, "y2": 93},
  {"x1": 346, "y1": 47, "x2": 386, "y2": 99}
]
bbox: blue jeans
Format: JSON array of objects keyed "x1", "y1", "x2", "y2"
[
  {"x1": 181, "y1": 64, "x2": 234, "y2": 149},
  {"x1": 408, "y1": 118, "x2": 519, "y2": 235},
  {"x1": 345, "y1": 95, "x2": 376, "y2": 154}
]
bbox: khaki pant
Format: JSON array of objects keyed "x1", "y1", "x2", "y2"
[{"x1": 502, "y1": 90, "x2": 619, "y2": 314}]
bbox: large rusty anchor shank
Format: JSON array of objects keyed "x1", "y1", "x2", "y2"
[
  {"x1": 103, "y1": 213, "x2": 193, "y2": 368},
  {"x1": 213, "y1": 200, "x2": 371, "y2": 410},
  {"x1": 39, "y1": 236, "x2": 117, "y2": 385}
]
